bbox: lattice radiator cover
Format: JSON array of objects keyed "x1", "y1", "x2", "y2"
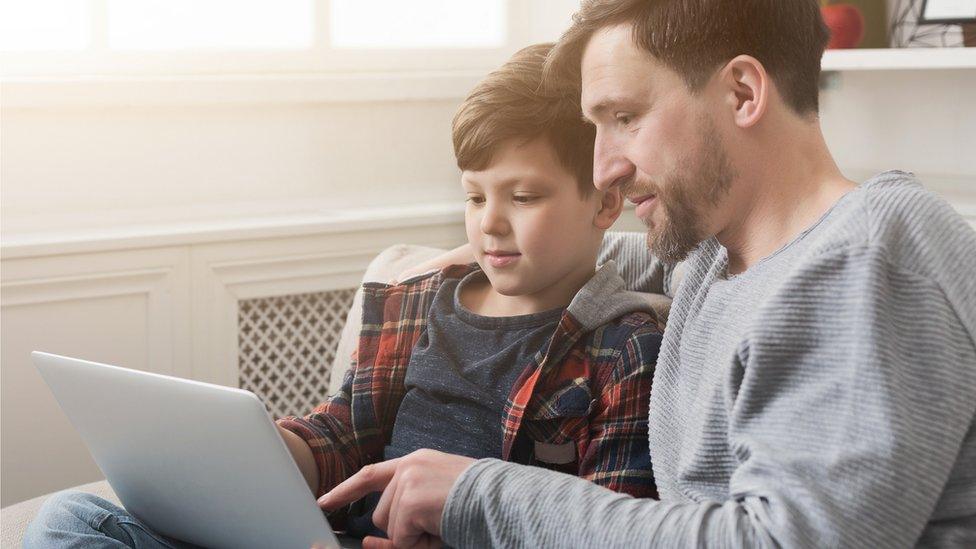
[{"x1": 238, "y1": 288, "x2": 357, "y2": 419}]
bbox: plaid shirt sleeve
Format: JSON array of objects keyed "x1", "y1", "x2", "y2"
[
  {"x1": 578, "y1": 316, "x2": 661, "y2": 499},
  {"x1": 276, "y1": 268, "x2": 455, "y2": 498},
  {"x1": 275, "y1": 357, "x2": 378, "y2": 498}
]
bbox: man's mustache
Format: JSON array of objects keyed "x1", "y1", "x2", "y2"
[{"x1": 618, "y1": 176, "x2": 660, "y2": 199}]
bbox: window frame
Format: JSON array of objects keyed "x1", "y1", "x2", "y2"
[{"x1": 0, "y1": 0, "x2": 530, "y2": 77}]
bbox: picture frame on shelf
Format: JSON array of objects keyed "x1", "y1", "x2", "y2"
[
  {"x1": 920, "y1": 0, "x2": 976, "y2": 24},
  {"x1": 892, "y1": 0, "x2": 976, "y2": 47}
]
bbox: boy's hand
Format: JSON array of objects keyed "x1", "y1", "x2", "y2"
[{"x1": 316, "y1": 449, "x2": 475, "y2": 548}]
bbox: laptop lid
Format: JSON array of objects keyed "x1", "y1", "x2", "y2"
[{"x1": 32, "y1": 351, "x2": 344, "y2": 549}]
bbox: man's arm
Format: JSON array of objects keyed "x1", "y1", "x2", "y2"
[
  {"x1": 393, "y1": 233, "x2": 669, "y2": 294},
  {"x1": 393, "y1": 244, "x2": 474, "y2": 283},
  {"x1": 439, "y1": 246, "x2": 976, "y2": 548},
  {"x1": 596, "y1": 231, "x2": 669, "y2": 295},
  {"x1": 321, "y1": 244, "x2": 976, "y2": 548}
]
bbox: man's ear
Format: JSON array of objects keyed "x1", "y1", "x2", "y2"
[
  {"x1": 594, "y1": 187, "x2": 623, "y2": 230},
  {"x1": 720, "y1": 55, "x2": 769, "y2": 129}
]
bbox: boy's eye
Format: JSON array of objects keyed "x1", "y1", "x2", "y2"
[
  {"x1": 466, "y1": 195, "x2": 485, "y2": 205},
  {"x1": 513, "y1": 195, "x2": 536, "y2": 204}
]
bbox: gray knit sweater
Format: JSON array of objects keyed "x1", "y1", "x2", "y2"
[{"x1": 441, "y1": 171, "x2": 976, "y2": 548}]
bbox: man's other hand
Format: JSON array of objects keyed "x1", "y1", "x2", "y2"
[
  {"x1": 316, "y1": 449, "x2": 475, "y2": 548},
  {"x1": 390, "y1": 244, "x2": 474, "y2": 284}
]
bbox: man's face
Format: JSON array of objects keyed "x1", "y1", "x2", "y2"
[
  {"x1": 462, "y1": 137, "x2": 606, "y2": 299},
  {"x1": 580, "y1": 24, "x2": 735, "y2": 262}
]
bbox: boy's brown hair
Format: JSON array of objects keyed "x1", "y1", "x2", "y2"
[
  {"x1": 453, "y1": 43, "x2": 595, "y2": 195},
  {"x1": 546, "y1": 0, "x2": 830, "y2": 116}
]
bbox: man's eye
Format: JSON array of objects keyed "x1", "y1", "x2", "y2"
[
  {"x1": 615, "y1": 113, "x2": 633, "y2": 126},
  {"x1": 513, "y1": 195, "x2": 536, "y2": 204},
  {"x1": 466, "y1": 196, "x2": 485, "y2": 205}
]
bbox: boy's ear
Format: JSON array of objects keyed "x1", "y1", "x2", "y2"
[{"x1": 593, "y1": 187, "x2": 623, "y2": 230}]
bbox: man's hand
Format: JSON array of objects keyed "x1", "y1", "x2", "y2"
[
  {"x1": 391, "y1": 244, "x2": 474, "y2": 284},
  {"x1": 316, "y1": 449, "x2": 475, "y2": 548}
]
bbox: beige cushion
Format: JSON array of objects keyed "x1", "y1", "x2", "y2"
[{"x1": 1, "y1": 479, "x2": 119, "y2": 547}]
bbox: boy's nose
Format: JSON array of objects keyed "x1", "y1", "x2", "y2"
[
  {"x1": 593, "y1": 135, "x2": 635, "y2": 192},
  {"x1": 480, "y1": 205, "x2": 510, "y2": 235}
]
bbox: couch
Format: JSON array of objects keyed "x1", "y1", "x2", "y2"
[{"x1": 1, "y1": 243, "x2": 673, "y2": 546}]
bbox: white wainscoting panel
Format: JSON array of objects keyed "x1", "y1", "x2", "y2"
[
  {"x1": 1, "y1": 248, "x2": 192, "y2": 506},
  {"x1": 1, "y1": 206, "x2": 465, "y2": 506}
]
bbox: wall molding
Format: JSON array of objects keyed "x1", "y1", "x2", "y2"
[
  {"x1": 186, "y1": 220, "x2": 466, "y2": 386},
  {"x1": 0, "y1": 71, "x2": 483, "y2": 109}
]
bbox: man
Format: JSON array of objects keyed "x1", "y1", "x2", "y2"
[{"x1": 319, "y1": 1, "x2": 976, "y2": 547}]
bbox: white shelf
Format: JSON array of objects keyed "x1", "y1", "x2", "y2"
[{"x1": 822, "y1": 48, "x2": 976, "y2": 71}]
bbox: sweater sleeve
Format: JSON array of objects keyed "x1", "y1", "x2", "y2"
[
  {"x1": 598, "y1": 231, "x2": 671, "y2": 296},
  {"x1": 442, "y1": 245, "x2": 976, "y2": 548}
]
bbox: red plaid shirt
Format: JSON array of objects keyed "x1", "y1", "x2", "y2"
[{"x1": 279, "y1": 264, "x2": 661, "y2": 502}]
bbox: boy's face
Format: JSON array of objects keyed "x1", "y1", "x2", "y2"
[{"x1": 462, "y1": 137, "x2": 609, "y2": 301}]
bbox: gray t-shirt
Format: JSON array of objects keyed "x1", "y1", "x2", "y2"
[
  {"x1": 346, "y1": 270, "x2": 564, "y2": 538},
  {"x1": 442, "y1": 171, "x2": 976, "y2": 548},
  {"x1": 386, "y1": 270, "x2": 564, "y2": 461}
]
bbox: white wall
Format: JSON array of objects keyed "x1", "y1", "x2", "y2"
[
  {"x1": 1, "y1": 0, "x2": 584, "y2": 231},
  {"x1": 821, "y1": 69, "x2": 976, "y2": 180},
  {"x1": 1, "y1": 100, "x2": 464, "y2": 227}
]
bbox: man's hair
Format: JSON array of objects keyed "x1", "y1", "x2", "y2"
[
  {"x1": 546, "y1": 0, "x2": 830, "y2": 115},
  {"x1": 453, "y1": 43, "x2": 595, "y2": 195}
]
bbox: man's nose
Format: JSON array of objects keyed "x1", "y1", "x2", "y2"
[{"x1": 593, "y1": 134, "x2": 635, "y2": 192}]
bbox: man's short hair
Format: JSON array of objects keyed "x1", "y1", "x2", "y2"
[
  {"x1": 453, "y1": 43, "x2": 595, "y2": 195},
  {"x1": 546, "y1": 0, "x2": 830, "y2": 116}
]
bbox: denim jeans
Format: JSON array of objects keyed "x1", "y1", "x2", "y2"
[{"x1": 23, "y1": 491, "x2": 200, "y2": 548}]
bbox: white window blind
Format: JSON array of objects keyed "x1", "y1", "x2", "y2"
[
  {"x1": 0, "y1": 0, "x2": 519, "y2": 76},
  {"x1": 0, "y1": 0, "x2": 90, "y2": 51},
  {"x1": 106, "y1": 0, "x2": 314, "y2": 51},
  {"x1": 330, "y1": 0, "x2": 505, "y2": 49}
]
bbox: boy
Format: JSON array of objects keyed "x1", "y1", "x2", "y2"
[
  {"x1": 25, "y1": 43, "x2": 663, "y2": 546},
  {"x1": 276, "y1": 42, "x2": 663, "y2": 538}
]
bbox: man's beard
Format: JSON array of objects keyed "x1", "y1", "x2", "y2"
[{"x1": 622, "y1": 118, "x2": 735, "y2": 263}]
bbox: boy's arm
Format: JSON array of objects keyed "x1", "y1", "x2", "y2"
[
  {"x1": 278, "y1": 425, "x2": 317, "y2": 492},
  {"x1": 276, "y1": 365, "x2": 380, "y2": 498},
  {"x1": 578, "y1": 319, "x2": 662, "y2": 498},
  {"x1": 277, "y1": 279, "x2": 434, "y2": 498}
]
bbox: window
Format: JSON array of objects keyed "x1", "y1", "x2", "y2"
[
  {"x1": 330, "y1": 1, "x2": 505, "y2": 49},
  {"x1": 0, "y1": 0, "x2": 521, "y2": 77}
]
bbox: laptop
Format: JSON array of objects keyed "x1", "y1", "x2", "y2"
[{"x1": 32, "y1": 351, "x2": 361, "y2": 549}]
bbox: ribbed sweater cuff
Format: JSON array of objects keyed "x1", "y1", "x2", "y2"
[{"x1": 441, "y1": 458, "x2": 509, "y2": 547}]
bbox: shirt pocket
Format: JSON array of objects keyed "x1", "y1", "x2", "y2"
[{"x1": 520, "y1": 378, "x2": 594, "y2": 473}]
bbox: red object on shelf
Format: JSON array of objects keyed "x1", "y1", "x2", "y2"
[{"x1": 821, "y1": 4, "x2": 865, "y2": 49}]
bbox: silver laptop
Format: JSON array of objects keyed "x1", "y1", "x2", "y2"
[{"x1": 32, "y1": 351, "x2": 360, "y2": 549}]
